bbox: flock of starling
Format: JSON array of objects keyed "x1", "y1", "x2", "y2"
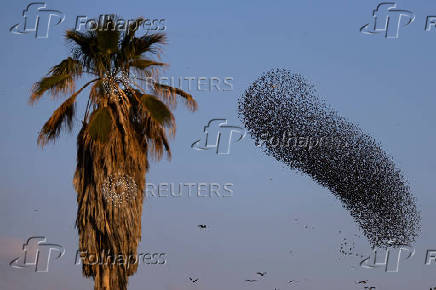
[
  {"x1": 337, "y1": 232, "x2": 365, "y2": 259},
  {"x1": 238, "y1": 68, "x2": 421, "y2": 248},
  {"x1": 165, "y1": 68, "x2": 423, "y2": 288}
]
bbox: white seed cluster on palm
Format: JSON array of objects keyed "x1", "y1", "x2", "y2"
[
  {"x1": 103, "y1": 72, "x2": 134, "y2": 102},
  {"x1": 102, "y1": 174, "x2": 137, "y2": 207}
]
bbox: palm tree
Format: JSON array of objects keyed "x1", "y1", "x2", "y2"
[{"x1": 30, "y1": 16, "x2": 197, "y2": 289}]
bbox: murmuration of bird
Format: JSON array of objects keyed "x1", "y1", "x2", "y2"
[{"x1": 238, "y1": 68, "x2": 420, "y2": 248}]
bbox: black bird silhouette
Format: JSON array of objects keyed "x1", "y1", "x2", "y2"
[
  {"x1": 197, "y1": 225, "x2": 207, "y2": 229},
  {"x1": 364, "y1": 287, "x2": 376, "y2": 290},
  {"x1": 189, "y1": 277, "x2": 199, "y2": 283},
  {"x1": 256, "y1": 272, "x2": 267, "y2": 277},
  {"x1": 245, "y1": 279, "x2": 257, "y2": 282},
  {"x1": 357, "y1": 280, "x2": 368, "y2": 284}
]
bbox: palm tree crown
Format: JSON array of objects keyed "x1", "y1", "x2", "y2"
[{"x1": 31, "y1": 16, "x2": 196, "y2": 155}]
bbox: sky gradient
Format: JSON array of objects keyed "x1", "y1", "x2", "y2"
[{"x1": 1, "y1": 0, "x2": 436, "y2": 289}]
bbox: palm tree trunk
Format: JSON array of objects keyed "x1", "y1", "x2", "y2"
[
  {"x1": 74, "y1": 109, "x2": 147, "y2": 290},
  {"x1": 95, "y1": 266, "x2": 110, "y2": 290},
  {"x1": 102, "y1": 267, "x2": 110, "y2": 290}
]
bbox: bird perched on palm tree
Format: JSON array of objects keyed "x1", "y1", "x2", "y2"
[{"x1": 30, "y1": 16, "x2": 197, "y2": 290}]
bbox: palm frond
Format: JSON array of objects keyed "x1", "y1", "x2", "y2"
[
  {"x1": 147, "y1": 125, "x2": 171, "y2": 161},
  {"x1": 129, "y1": 59, "x2": 166, "y2": 70},
  {"x1": 122, "y1": 17, "x2": 145, "y2": 44},
  {"x1": 31, "y1": 74, "x2": 74, "y2": 103},
  {"x1": 66, "y1": 30, "x2": 107, "y2": 75},
  {"x1": 89, "y1": 79, "x2": 105, "y2": 105},
  {"x1": 118, "y1": 21, "x2": 165, "y2": 72},
  {"x1": 30, "y1": 57, "x2": 83, "y2": 104},
  {"x1": 37, "y1": 78, "x2": 99, "y2": 146},
  {"x1": 49, "y1": 57, "x2": 83, "y2": 76},
  {"x1": 65, "y1": 30, "x2": 96, "y2": 60},
  {"x1": 126, "y1": 88, "x2": 173, "y2": 159},
  {"x1": 129, "y1": 58, "x2": 166, "y2": 80},
  {"x1": 139, "y1": 93, "x2": 174, "y2": 127},
  {"x1": 37, "y1": 93, "x2": 77, "y2": 146},
  {"x1": 153, "y1": 82, "x2": 198, "y2": 111},
  {"x1": 133, "y1": 33, "x2": 166, "y2": 56},
  {"x1": 66, "y1": 29, "x2": 94, "y2": 49},
  {"x1": 88, "y1": 107, "x2": 114, "y2": 143},
  {"x1": 95, "y1": 17, "x2": 120, "y2": 56},
  {"x1": 96, "y1": 30, "x2": 120, "y2": 56}
]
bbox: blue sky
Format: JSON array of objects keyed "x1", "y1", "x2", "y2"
[{"x1": 1, "y1": 0, "x2": 436, "y2": 289}]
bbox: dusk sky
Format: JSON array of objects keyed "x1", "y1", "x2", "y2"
[{"x1": 2, "y1": 0, "x2": 436, "y2": 289}]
